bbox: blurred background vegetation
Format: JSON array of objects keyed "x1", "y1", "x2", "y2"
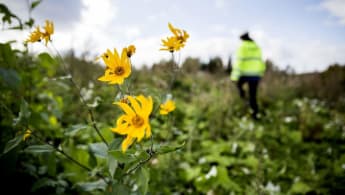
[{"x1": 1, "y1": 2, "x2": 345, "y2": 194}]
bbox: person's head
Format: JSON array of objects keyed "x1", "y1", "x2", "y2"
[{"x1": 240, "y1": 32, "x2": 253, "y2": 41}]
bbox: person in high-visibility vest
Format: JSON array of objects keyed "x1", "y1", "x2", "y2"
[{"x1": 230, "y1": 32, "x2": 266, "y2": 119}]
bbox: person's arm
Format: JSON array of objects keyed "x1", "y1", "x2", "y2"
[{"x1": 230, "y1": 46, "x2": 243, "y2": 81}]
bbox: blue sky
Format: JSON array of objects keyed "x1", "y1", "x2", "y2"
[{"x1": 1, "y1": 0, "x2": 345, "y2": 73}]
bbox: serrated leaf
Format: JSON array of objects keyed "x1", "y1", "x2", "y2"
[
  {"x1": 109, "y1": 138, "x2": 123, "y2": 150},
  {"x1": 25, "y1": 144, "x2": 54, "y2": 153},
  {"x1": 2, "y1": 134, "x2": 23, "y2": 154},
  {"x1": 89, "y1": 142, "x2": 108, "y2": 158},
  {"x1": 77, "y1": 180, "x2": 107, "y2": 192},
  {"x1": 65, "y1": 124, "x2": 88, "y2": 137},
  {"x1": 108, "y1": 154, "x2": 118, "y2": 178},
  {"x1": 108, "y1": 150, "x2": 136, "y2": 163},
  {"x1": 156, "y1": 141, "x2": 185, "y2": 154},
  {"x1": 137, "y1": 167, "x2": 150, "y2": 195}
]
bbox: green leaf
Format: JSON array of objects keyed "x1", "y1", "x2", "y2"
[
  {"x1": 109, "y1": 138, "x2": 123, "y2": 150},
  {"x1": 0, "y1": 68, "x2": 21, "y2": 90},
  {"x1": 24, "y1": 18, "x2": 34, "y2": 28},
  {"x1": 76, "y1": 180, "x2": 107, "y2": 192},
  {"x1": 156, "y1": 141, "x2": 185, "y2": 154},
  {"x1": 65, "y1": 124, "x2": 89, "y2": 137},
  {"x1": 289, "y1": 181, "x2": 312, "y2": 194},
  {"x1": 108, "y1": 150, "x2": 136, "y2": 163},
  {"x1": 182, "y1": 166, "x2": 201, "y2": 182},
  {"x1": 38, "y1": 52, "x2": 56, "y2": 67},
  {"x1": 0, "y1": 4, "x2": 22, "y2": 27},
  {"x1": 46, "y1": 153, "x2": 57, "y2": 176},
  {"x1": 2, "y1": 134, "x2": 23, "y2": 154},
  {"x1": 38, "y1": 52, "x2": 57, "y2": 76},
  {"x1": 108, "y1": 154, "x2": 118, "y2": 178},
  {"x1": 137, "y1": 167, "x2": 150, "y2": 195},
  {"x1": 217, "y1": 166, "x2": 241, "y2": 191},
  {"x1": 30, "y1": 0, "x2": 42, "y2": 10},
  {"x1": 25, "y1": 144, "x2": 54, "y2": 153},
  {"x1": 0, "y1": 43, "x2": 17, "y2": 67},
  {"x1": 89, "y1": 142, "x2": 108, "y2": 158},
  {"x1": 13, "y1": 98, "x2": 31, "y2": 126},
  {"x1": 31, "y1": 178, "x2": 57, "y2": 192},
  {"x1": 108, "y1": 182, "x2": 130, "y2": 195},
  {"x1": 88, "y1": 147, "x2": 97, "y2": 167}
]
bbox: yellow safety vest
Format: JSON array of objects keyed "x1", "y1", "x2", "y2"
[{"x1": 230, "y1": 41, "x2": 266, "y2": 81}]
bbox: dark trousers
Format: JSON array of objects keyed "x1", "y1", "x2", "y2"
[{"x1": 237, "y1": 76, "x2": 260, "y2": 117}]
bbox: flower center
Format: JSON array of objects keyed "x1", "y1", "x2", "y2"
[
  {"x1": 177, "y1": 36, "x2": 184, "y2": 42},
  {"x1": 132, "y1": 115, "x2": 144, "y2": 128},
  {"x1": 127, "y1": 51, "x2": 133, "y2": 58},
  {"x1": 114, "y1": 66, "x2": 125, "y2": 76}
]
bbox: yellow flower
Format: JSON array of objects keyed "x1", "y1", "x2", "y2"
[
  {"x1": 25, "y1": 26, "x2": 42, "y2": 43},
  {"x1": 42, "y1": 20, "x2": 54, "y2": 45},
  {"x1": 160, "y1": 36, "x2": 183, "y2": 52},
  {"x1": 23, "y1": 129, "x2": 32, "y2": 141},
  {"x1": 159, "y1": 100, "x2": 176, "y2": 115},
  {"x1": 126, "y1": 45, "x2": 136, "y2": 58},
  {"x1": 112, "y1": 95, "x2": 153, "y2": 152},
  {"x1": 168, "y1": 22, "x2": 189, "y2": 46},
  {"x1": 98, "y1": 47, "x2": 132, "y2": 85}
]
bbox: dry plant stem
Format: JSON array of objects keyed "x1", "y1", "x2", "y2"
[
  {"x1": 50, "y1": 43, "x2": 108, "y2": 147},
  {"x1": 31, "y1": 132, "x2": 109, "y2": 184}
]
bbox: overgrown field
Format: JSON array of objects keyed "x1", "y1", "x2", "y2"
[
  {"x1": 1, "y1": 43, "x2": 345, "y2": 194},
  {"x1": 1, "y1": 1, "x2": 345, "y2": 194}
]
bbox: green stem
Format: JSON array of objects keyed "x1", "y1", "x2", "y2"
[
  {"x1": 124, "y1": 135, "x2": 155, "y2": 176},
  {"x1": 31, "y1": 132, "x2": 109, "y2": 184},
  {"x1": 49, "y1": 43, "x2": 108, "y2": 147}
]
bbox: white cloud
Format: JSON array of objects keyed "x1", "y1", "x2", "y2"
[
  {"x1": 255, "y1": 30, "x2": 345, "y2": 73},
  {"x1": 131, "y1": 36, "x2": 163, "y2": 67},
  {"x1": 321, "y1": 0, "x2": 345, "y2": 25},
  {"x1": 215, "y1": 0, "x2": 226, "y2": 9},
  {"x1": 1, "y1": 0, "x2": 344, "y2": 73}
]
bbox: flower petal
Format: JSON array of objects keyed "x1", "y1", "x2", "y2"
[
  {"x1": 128, "y1": 96, "x2": 141, "y2": 115},
  {"x1": 121, "y1": 136, "x2": 135, "y2": 152},
  {"x1": 114, "y1": 102, "x2": 136, "y2": 116}
]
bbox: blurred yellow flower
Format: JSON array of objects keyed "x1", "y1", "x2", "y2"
[
  {"x1": 98, "y1": 48, "x2": 131, "y2": 85},
  {"x1": 159, "y1": 99, "x2": 176, "y2": 115},
  {"x1": 168, "y1": 22, "x2": 189, "y2": 46},
  {"x1": 126, "y1": 45, "x2": 136, "y2": 58},
  {"x1": 160, "y1": 36, "x2": 183, "y2": 52},
  {"x1": 25, "y1": 26, "x2": 42, "y2": 43},
  {"x1": 25, "y1": 20, "x2": 54, "y2": 45},
  {"x1": 112, "y1": 95, "x2": 153, "y2": 152},
  {"x1": 42, "y1": 20, "x2": 54, "y2": 45},
  {"x1": 23, "y1": 129, "x2": 32, "y2": 141}
]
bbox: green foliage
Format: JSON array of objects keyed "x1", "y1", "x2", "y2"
[
  {"x1": 0, "y1": 3, "x2": 22, "y2": 28},
  {"x1": 1, "y1": 2, "x2": 345, "y2": 194},
  {"x1": 2, "y1": 134, "x2": 23, "y2": 155}
]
